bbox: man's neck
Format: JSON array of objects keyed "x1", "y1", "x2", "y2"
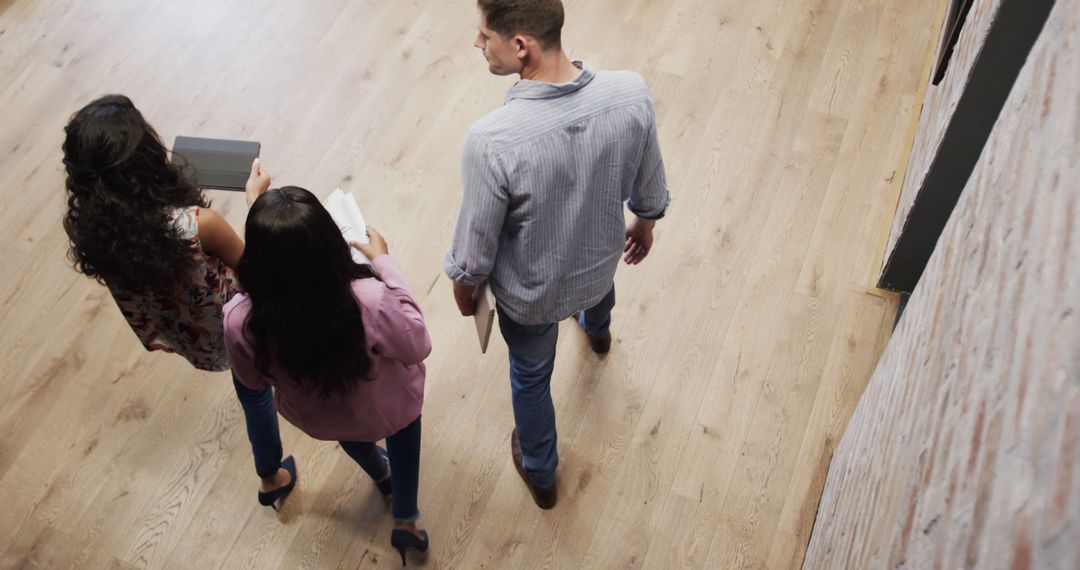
[{"x1": 519, "y1": 50, "x2": 580, "y2": 84}]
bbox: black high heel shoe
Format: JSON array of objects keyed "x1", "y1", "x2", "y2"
[
  {"x1": 257, "y1": 455, "x2": 297, "y2": 510},
  {"x1": 390, "y1": 528, "x2": 429, "y2": 566}
]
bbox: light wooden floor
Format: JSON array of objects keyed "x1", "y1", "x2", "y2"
[{"x1": 0, "y1": 1, "x2": 942, "y2": 568}]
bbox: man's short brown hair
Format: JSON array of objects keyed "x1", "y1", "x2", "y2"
[{"x1": 478, "y1": 0, "x2": 564, "y2": 51}]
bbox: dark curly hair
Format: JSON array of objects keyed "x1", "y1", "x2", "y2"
[
  {"x1": 62, "y1": 94, "x2": 208, "y2": 294},
  {"x1": 239, "y1": 187, "x2": 379, "y2": 399}
]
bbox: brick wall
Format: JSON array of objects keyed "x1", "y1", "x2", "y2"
[{"x1": 804, "y1": 0, "x2": 1080, "y2": 567}]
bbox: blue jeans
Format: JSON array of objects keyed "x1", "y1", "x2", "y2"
[
  {"x1": 497, "y1": 286, "x2": 615, "y2": 489},
  {"x1": 232, "y1": 374, "x2": 284, "y2": 479},
  {"x1": 578, "y1": 287, "x2": 616, "y2": 339},
  {"x1": 340, "y1": 415, "x2": 423, "y2": 523}
]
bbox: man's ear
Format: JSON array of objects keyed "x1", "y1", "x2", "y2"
[{"x1": 513, "y1": 35, "x2": 529, "y2": 58}]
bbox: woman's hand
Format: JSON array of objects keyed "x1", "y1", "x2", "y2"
[
  {"x1": 350, "y1": 226, "x2": 389, "y2": 260},
  {"x1": 245, "y1": 158, "x2": 271, "y2": 207}
]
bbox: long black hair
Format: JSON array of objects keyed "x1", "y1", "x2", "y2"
[
  {"x1": 239, "y1": 186, "x2": 379, "y2": 399},
  {"x1": 62, "y1": 94, "x2": 209, "y2": 294}
]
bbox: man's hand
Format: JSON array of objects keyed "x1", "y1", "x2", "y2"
[
  {"x1": 624, "y1": 216, "x2": 656, "y2": 265},
  {"x1": 245, "y1": 158, "x2": 271, "y2": 207},
  {"x1": 349, "y1": 226, "x2": 389, "y2": 260},
  {"x1": 453, "y1": 281, "x2": 478, "y2": 316}
]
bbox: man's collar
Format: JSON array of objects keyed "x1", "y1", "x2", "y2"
[{"x1": 505, "y1": 61, "x2": 595, "y2": 103}]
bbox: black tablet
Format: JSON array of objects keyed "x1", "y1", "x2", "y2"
[{"x1": 172, "y1": 136, "x2": 261, "y2": 191}]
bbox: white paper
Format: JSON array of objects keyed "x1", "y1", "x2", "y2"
[{"x1": 324, "y1": 188, "x2": 370, "y2": 264}]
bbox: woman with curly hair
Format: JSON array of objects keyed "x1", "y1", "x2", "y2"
[
  {"x1": 62, "y1": 94, "x2": 296, "y2": 509},
  {"x1": 224, "y1": 187, "x2": 430, "y2": 565}
]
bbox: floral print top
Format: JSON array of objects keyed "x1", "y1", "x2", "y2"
[{"x1": 109, "y1": 207, "x2": 239, "y2": 371}]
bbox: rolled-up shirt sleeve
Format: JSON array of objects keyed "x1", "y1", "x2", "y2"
[
  {"x1": 627, "y1": 101, "x2": 671, "y2": 220},
  {"x1": 444, "y1": 129, "x2": 509, "y2": 286}
]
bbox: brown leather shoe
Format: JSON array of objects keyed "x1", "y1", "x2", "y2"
[
  {"x1": 510, "y1": 430, "x2": 557, "y2": 509},
  {"x1": 571, "y1": 312, "x2": 612, "y2": 354},
  {"x1": 588, "y1": 331, "x2": 612, "y2": 354}
]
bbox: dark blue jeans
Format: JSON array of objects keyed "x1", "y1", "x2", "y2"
[
  {"x1": 340, "y1": 415, "x2": 422, "y2": 523},
  {"x1": 578, "y1": 287, "x2": 616, "y2": 339},
  {"x1": 497, "y1": 286, "x2": 615, "y2": 489},
  {"x1": 231, "y1": 374, "x2": 284, "y2": 479}
]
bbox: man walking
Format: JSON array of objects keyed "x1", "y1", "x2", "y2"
[{"x1": 444, "y1": 0, "x2": 670, "y2": 509}]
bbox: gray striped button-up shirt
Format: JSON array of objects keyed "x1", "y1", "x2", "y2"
[{"x1": 444, "y1": 61, "x2": 670, "y2": 325}]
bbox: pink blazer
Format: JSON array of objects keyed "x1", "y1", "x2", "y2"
[{"x1": 223, "y1": 255, "x2": 430, "y2": 442}]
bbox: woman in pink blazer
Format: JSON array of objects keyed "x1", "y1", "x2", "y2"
[{"x1": 224, "y1": 186, "x2": 430, "y2": 565}]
